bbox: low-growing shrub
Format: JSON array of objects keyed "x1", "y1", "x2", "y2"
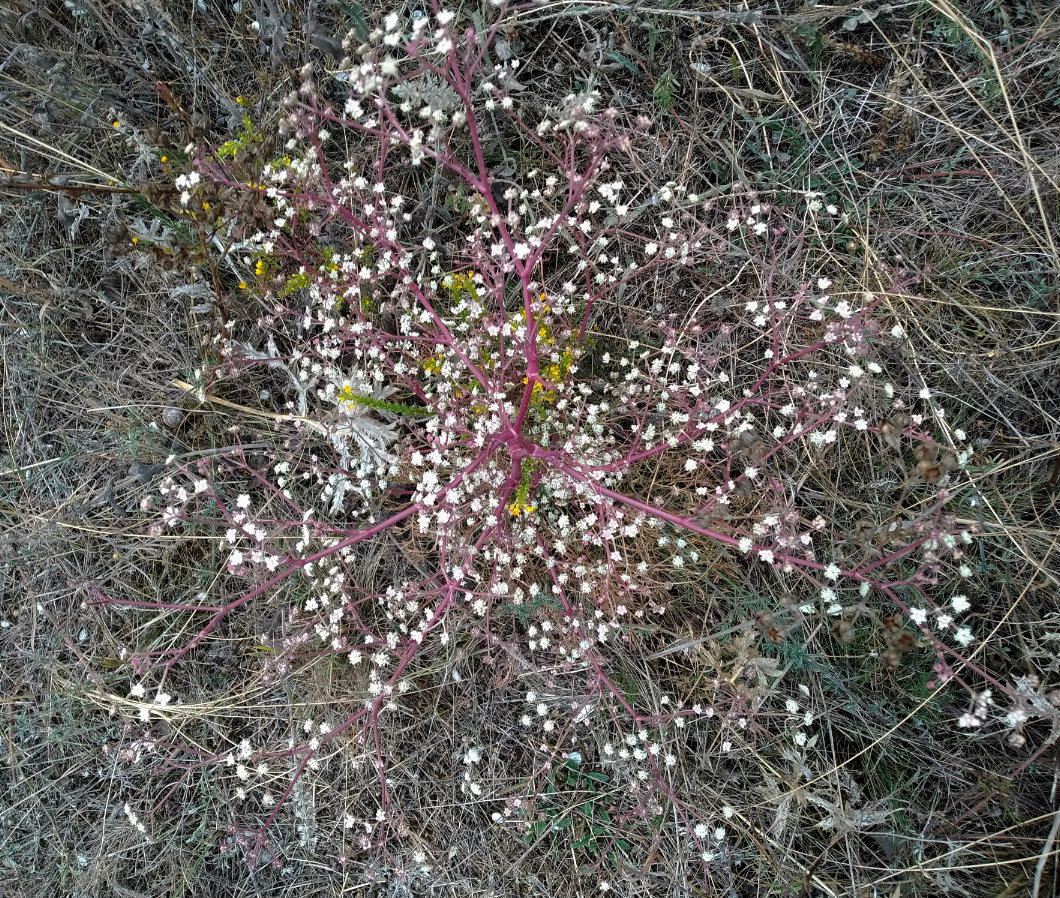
[{"x1": 95, "y1": 2, "x2": 1059, "y2": 886}]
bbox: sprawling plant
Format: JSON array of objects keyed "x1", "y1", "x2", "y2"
[{"x1": 103, "y1": 3, "x2": 1050, "y2": 879}]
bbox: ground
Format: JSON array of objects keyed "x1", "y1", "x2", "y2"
[{"x1": 1, "y1": 2, "x2": 1059, "y2": 897}]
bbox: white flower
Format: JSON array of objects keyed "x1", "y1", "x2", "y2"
[
  {"x1": 823, "y1": 563, "x2": 841, "y2": 581},
  {"x1": 950, "y1": 594, "x2": 971, "y2": 614},
  {"x1": 694, "y1": 823, "x2": 708, "y2": 838},
  {"x1": 954, "y1": 627, "x2": 975, "y2": 647},
  {"x1": 129, "y1": 683, "x2": 146, "y2": 699},
  {"x1": 908, "y1": 607, "x2": 927, "y2": 626}
]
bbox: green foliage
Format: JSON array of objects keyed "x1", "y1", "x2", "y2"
[
  {"x1": 215, "y1": 113, "x2": 262, "y2": 161},
  {"x1": 652, "y1": 68, "x2": 680, "y2": 112},
  {"x1": 281, "y1": 270, "x2": 311, "y2": 297},
  {"x1": 796, "y1": 25, "x2": 827, "y2": 66},
  {"x1": 522, "y1": 757, "x2": 631, "y2": 869},
  {"x1": 1047, "y1": 62, "x2": 1060, "y2": 107},
  {"x1": 498, "y1": 589, "x2": 564, "y2": 626},
  {"x1": 336, "y1": 386, "x2": 427, "y2": 418}
]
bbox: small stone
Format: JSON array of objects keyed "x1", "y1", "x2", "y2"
[{"x1": 161, "y1": 407, "x2": 184, "y2": 428}]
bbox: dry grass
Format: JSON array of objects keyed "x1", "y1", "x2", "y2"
[{"x1": 2, "y1": 2, "x2": 1059, "y2": 897}]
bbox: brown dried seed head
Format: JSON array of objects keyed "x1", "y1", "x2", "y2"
[
  {"x1": 918, "y1": 460, "x2": 943, "y2": 484},
  {"x1": 880, "y1": 418, "x2": 903, "y2": 450},
  {"x1": 831, "y1": 619, "x2": 856, "y2": 644},
  {"x1": 914, "y1": 443, "x2": 937, "y2": 463},
  {"x1": 733, "y1": 478, "x2": 754, "y2": 498},
  {"x1": 881, "y1": 614, "x2": 904, "y2": 635},
  {"x1": 766, "y1": 626, "x2": 787, "y2": 645},
  {"x1": 892, "y1": 632, "x2": 914, "y2": 653},
  {"x1": 853, "y1": 519, "x2": 876, "y2": 541},
  {"x1": 754, "y1": 610, "x2": 775, "y2": 629},
  {"x1": 746, "y1": 440, "x2": 769, "y2": 464}
]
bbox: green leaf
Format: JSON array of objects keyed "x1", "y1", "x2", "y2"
[
  {"x1": 337, "y1": 391, "x2": 427, "y2": 418},
  {"x1": 606, "y1": 50, "x2": 643, "y2": 79},
  {"x1": 336, "y1": 1, "x2": 367, "y2": 40}
]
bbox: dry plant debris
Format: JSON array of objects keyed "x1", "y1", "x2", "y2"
[{"x1": 2, "y1": 2, "x2": 1059, "y2": 897}]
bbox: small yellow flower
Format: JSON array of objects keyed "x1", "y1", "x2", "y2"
[
  {"x1": 131, "y1": 236, "x2": 139, "y2": 244},
  {"x1": 239, "y1": 281, "x2": 247, "y2": 289},
  {"x1": 112, "y1": 120, "x2": 120, "y2": 128},
  {"x1": 160, "y1": 155, "x2": 168, "y2": 163},
  {"x1": 507, "y1": 499, "x2": 536, "y2": 517}
]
